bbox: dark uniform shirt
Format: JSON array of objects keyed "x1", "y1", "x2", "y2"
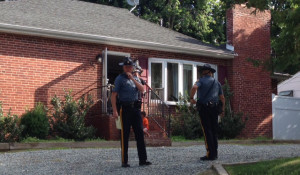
[
  {"x1": 135, "y1": 77, "x2": 145, "y2": 101},
  {"x1": 112, "y1": 73, "x2": 139, "y2": 102},
  {"x1": 196, "y1": 75, "x2": 223, "y2": 104}
]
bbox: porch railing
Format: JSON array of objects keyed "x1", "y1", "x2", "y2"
[
  {"x1": 95, "y1": 83, "x2": 171, "y2": 138},
  {"x1": 85, "y1": 84, "x2": 113, "y2": 115},
  {"x1": 143, "y1": 84, "x2": 171, "y2": 138}
]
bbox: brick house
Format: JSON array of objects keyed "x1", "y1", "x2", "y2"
[{"x1": 0, "y1": 0, "x2": 272, "y2": 140}]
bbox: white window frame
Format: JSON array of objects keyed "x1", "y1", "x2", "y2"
[{"x1": 148, "y1": 58, "x2": 218, "y2": 105}]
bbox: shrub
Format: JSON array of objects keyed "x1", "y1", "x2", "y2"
[
  {"x1": 21, "y1": 102, "x2": 50, "y2": 139},
  {"x1": 173, "y1": 94, "x2": 203, "y2": 140},
  {"x1": 218, "y1": 80, "x2": 248, "y2": 139},
  {"x1": 0, "y1": 101, "x2": 3, "y2": 118},
  {"x1": 50, "y1": 90, "x2": 96, "y2": 141},
  {"x1": 0, "y1": 102, "x2": 24, "y2": 142},
  {"x1": 218, "y1": 112, "x2": 248, "y2": 139},
  {"x1": 173, "y1": 80, "x2": 247, "y2": 140}
]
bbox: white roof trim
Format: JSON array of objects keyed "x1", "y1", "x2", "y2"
[
  {"x1": 278, "y1": 71, "x2": 300, "y2": 88},
  {"x1": 0, "y1": 23, "x2": 235, "y2": 59}
]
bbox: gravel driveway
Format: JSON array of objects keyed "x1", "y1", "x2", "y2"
[{"x1": 1, "y1": 144, "x2": 300, "y2": 175}]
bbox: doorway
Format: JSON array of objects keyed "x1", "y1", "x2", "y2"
[
  {"x1": 102, "y1": 50, "x2": 130, "y2": 114},
  {"x1": 107, "y1": 54, "x2": 128, "y2": 85}
]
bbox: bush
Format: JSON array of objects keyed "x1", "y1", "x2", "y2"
[
  {"x1": 50, "y1": 90, "x2": 96, "y2": 141},
  {"x1": 218, "y1": 112, "x2": 248, "y2": 139},
  {"x1": 173, "y1": 80, "x2": 247, "y2": 140},
  {"x1": 21, "y1": 102, "x2": 50, "y2": 139},
  {"x1": 172, "y1": 94, "x2": 203, "y2": 140},
  {"x1": 218, "y1": 80, "x2": 248, "y2": 139},
  {"x1": 0, "y1": 102, "x2": 24, "y2": 142}
]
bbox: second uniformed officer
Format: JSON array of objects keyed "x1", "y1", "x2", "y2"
[
  {"x1": 190, "y1": 64, "x2": 225, "y2": 161},
  {"x1": 111, "y1": 57, "x2": 152, "y2": 168}
]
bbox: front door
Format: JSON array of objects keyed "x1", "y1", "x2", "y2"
[{"x1": 102, "y1": 49, "x2": 130, "y2": 114}]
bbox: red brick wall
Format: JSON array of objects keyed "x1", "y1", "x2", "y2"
[
  {"x1": 0, "y1": 32, "x2": 230, "y2": 139},
  {"x1": 0, "y1": 33, "x2": 102, "y2": 115},
  {"x1": 226, "y1": 5, "x2": 272, "y2": 137}
]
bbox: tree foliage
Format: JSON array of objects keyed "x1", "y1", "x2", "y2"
[
  {"x1": 218, "y1": 80, "x2": 248, "y2": 139},
  {"x1": 82, "y1": 0, "x2": 227, "y2": 45},
  {"x1": 21, "y1": 102, "x2": 50, "y2": 139},
  {"x1": 271, "y1": 0, "x2": 300, "y2": 74},
  {"x1": 50, "y1": 90, "x2": 96, "y2": 141},
  {"x1": 0, "y1": 102, "x2": 24, "y2": 143},
  {"x1": 173, "y1": 94, "x2": 203, "y2": 140}
]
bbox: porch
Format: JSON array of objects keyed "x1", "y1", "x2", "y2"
[{"x1": 85, "y1": 82, "x2": 172, "y2": 146}]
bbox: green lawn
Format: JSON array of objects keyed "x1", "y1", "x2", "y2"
[
  {"x1": 171, "y1": 135, "x2": 203, "y2": 142},
  {"x1": 224, "y1": 157, "x2": 300, "y2": 175},
  {"x1": 21, "y1": 137, "x2": 105, "y2": 143}
]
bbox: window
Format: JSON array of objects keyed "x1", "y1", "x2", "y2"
[
  {"x1": 167, "y1": 63, "x2": 179, "y2": 101},
  {"x1": 151, "y1": 63, "x2": 162, "y2": 89},
  {"x1": 149, "y1": 58, "x2": 217, "y2": 104},
  {"x1": 150, "y1": 62, "x2": 164, "y2": 99},
  {"x1": 197, "y1": 65, "x2": 202, "y2": 80},
  {"x1": 183, "y1": 64, "x2": 193, "y2": 97},
  {"x1": 279, "y1": 90, "x2": 293, "y2": 97}
]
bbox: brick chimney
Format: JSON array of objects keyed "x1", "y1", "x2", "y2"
[{"x1": 226, "y1": 4, "x2": 272, "y2": 138}]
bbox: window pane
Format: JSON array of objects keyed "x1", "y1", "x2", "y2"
[
  {"x1": 151, "y1": 63, "x2": 162, "y2": 89},
  {"x1": 167, "y1": 63, "x2": 178, "y2": 101},
  {"x1": 183, "y1": 64, "x2": 193, "y2": 98},
  {"x1": 151, "y1": 63, "x2": 164, "y2": 99}
]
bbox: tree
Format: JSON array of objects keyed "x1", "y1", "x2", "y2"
[
  {"x1": 136, "y1": 0, "x2": 226, "y2": 44},
  {"x1": 270, "y1": 0, "x2": 300, "y2": 74},
  {"x1": 82, "y1": 0, "x2": 227, "y2": 45}
]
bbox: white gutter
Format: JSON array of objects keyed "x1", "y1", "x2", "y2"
[{"x1": 0, "y1": 23, "x2": 235, "y2": 59}]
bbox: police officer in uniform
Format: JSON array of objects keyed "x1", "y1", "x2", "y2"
[
  {"x1": 190, "y1": 64, "x2": 225, "y2": 161},
  {"x1": 111, "y1": 57, "x2": 152, "y2": 168},
  {"x1": 133, "y1": 65, "x2": 146, "y2": 107}
]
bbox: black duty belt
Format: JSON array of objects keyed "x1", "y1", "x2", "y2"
[
  {"x1": 197, "y1": 101, "x2": 219, "y2": 108},
  {"x1": 120, "y1": 101, "x2": 142, "y2": 108}
]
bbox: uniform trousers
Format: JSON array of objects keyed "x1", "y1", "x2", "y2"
[
  {"x1": 120, "y1": 105, "x2": 147, "y2": 164},
  {"x1": 198, "y1": 105, "x2": 218, "y2": 159}
]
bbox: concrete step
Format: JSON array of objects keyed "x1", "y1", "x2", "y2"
[
  {"x1": 129, "y1": 130, "x2": 168, "y2": 141},
  {"x1": 145, "y1": 137, "x2": 171, "y2": 147}
]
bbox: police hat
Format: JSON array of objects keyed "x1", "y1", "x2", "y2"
[
  {"x1": 199, "y1": 64, "x2": 216, "y2": 73},
  {"x1": 119, "y1": 57, "x2": 135, "y2": 66}
]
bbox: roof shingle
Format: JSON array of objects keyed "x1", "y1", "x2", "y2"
[{"x1": 0, "y1": 0, "x2": 234, "y2": 58}]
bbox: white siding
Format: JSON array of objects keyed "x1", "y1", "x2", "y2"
[
  {"x1": 272, "y1": 95, "x2": 300, "y2": 140},
  {"x1": 278, "y1": 72, "x2": 300, "y2": 98}
]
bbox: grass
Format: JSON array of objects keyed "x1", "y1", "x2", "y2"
[
  {"x1": 224, "y1": 157, "x2": 300, "y2": 175},
  {"x1": 171, "y1": 135, "x2": 203, "y2": 142},
  {"x1": 21, "y1": 137, "x2": 105, "y2": 143},
  {"x1": 251, "y1": 136, "x2": 272, "y2": 141}
]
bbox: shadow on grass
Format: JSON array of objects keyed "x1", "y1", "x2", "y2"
[{"x1": 224, "y1": 157, "x2": 300, "y2": 175}]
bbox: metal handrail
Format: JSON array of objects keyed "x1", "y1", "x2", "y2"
[
  {"x1": 144, "y1": 84, "x2": 169, "y2": 108},
  {"x1": 85, "y1": 84, "x2": 113, "y2": 114},
  {"x1": 144, "y1": 83, "x2": 171, "y2": 138}
]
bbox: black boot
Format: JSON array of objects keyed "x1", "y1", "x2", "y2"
[
  {"x1": 139, "y1": 161, "x2": 152, "y2": 166},
  {"x1": 122, "y1": 163, "x2": 130, "y2": 168},
  {"x1": 200, "y1": 156, "x2": 216, "y2": 161}
]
